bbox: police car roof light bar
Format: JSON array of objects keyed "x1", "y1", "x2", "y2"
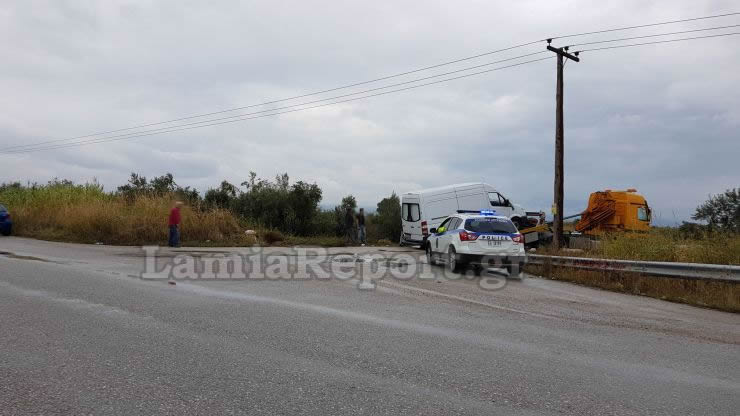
[{"x1": 456, "y1": 210, "x2": 497, "y2": 215}]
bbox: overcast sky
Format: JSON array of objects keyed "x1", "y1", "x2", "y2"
[{"x1": 1, "y1": 1, "x2": 738, "y2": 224}]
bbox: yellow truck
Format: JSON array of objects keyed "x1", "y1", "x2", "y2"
[
  {"x1": 575, "y1": 189, "x2": 651, "y2": 234},
  {"x1": 520, "y1": 189, "x2": 651, "y2": 246}
]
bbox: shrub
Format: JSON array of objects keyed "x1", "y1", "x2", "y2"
[
  {"x1": 261, "y1": 230, "x2": 285, "y2": 245},
  {"x1": 693, "y1": 188, "x2": 740, "y2": 233},
  {"x1": 375, "y1": 192, "x2": 402, "y2": 242},
  {"x1": 0, "y1": 181, "x2": 246, "y2": 245}
]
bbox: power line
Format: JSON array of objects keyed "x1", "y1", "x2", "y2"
[
  {"x1": 4, "y1": 11, "x2": 739, "y2": 152},
  {"x1": 6, "y1": 52, "x2": 547, "y2": 152},
  {"x1": 575, "y1": 31, "x2": 740, "y2": 52},
  {"x1": 1, "y1": 57, "x2": 553, "y2": 154},
  {"x1": 550, "y1": 11, "x2": 740, "y2": 41},
  {"x1": 33, "y1": 28, "x2": 734, "y2": 153},
  {"x1": 566, "y1": 24, "x2": 740, "y2": 47},
  {"x1": 5, "y1": 51, "x2": 548, "y2": 152},
  {"x1": 0, "y1": 40, "x2": 542, "y2": 152}
]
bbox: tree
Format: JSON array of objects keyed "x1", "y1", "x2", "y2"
[
  {"x1": 149, "y1": 173, "x2": 176, "y2": 195},
  {"x1": 375, "y1": 192, "x2": 402, "y2": 242},
  {"x1": 333, "y1": 195, "x2": 357, "y2": 237},
  {"x1": 692, "y1": 188, "x2": 740, "y2": 233},
  {"x1": 116, "y1": 172, "x2": 201, "y2": 205},
  {"x1": 204, "y1": 181, "x2": 239, "y2": 209},
  {"x1": 230, "y1": 173, "x2": 323, "y2": 236},
  {"x1": 117, "y1": 173, "x2": 149, "y2": 198}
]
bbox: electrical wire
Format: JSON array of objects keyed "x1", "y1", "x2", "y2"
[
  {"x1": 575, "y1": 31, "x2": 740, "y2": 52},
  {"x1": 3, "y1": 11, "x2": 738, "y2": 153},
  {"x1": 5, "y1": 51, "x2": 548, "y2": 152},
  {"x1": 550, "y1": 11, "x2": 740, "y2": 41},
  {"x1": 22, "y1": 26, "x2": 732, "y2": 152},
  {"x1": 0, "y1": 40, "x2": 542, "y2": 152},
  {"x1": 1, "y1": 57, "x2": 554, "y2": 154},
  {"x1": 566, "y1": 23, "x2": 740, "y2": 47}
]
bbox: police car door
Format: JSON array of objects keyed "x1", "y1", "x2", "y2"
[
  {"x1": 432, "y1": 217, "x2": 452, "y2": 254},
  {"x1": 439, "y1": 217, "x2": 461, "y2": 254}
]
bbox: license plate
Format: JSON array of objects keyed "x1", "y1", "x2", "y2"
[{"x1": 487, "y1": 240, "x2": 502, "y2": 246}]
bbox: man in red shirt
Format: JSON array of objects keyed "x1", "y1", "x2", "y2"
[{"x1": 168, "y1": 201, "x2": 183, "y2": 247}]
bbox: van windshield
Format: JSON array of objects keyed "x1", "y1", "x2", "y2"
[
  {"x1": 402, "y1": 203, "x2": 420, "y2": 222},
  {"x1": 465, "y1": 218, "x2": 517, "y2": 234}
]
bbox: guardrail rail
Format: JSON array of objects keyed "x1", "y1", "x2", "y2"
[{"x1": 527, "y1": 254, "x2": 740, "y2": 283}]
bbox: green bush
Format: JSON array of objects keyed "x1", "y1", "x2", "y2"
[{"x1": 374, "y1": 192, "x2": 402, "y2": 242}]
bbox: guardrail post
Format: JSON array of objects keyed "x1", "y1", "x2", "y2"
[{"x1": 543, "y1": 255, "x2": 552, "y2": 278}]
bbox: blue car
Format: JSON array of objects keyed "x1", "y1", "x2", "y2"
[{"x1": 0, "y1": 204, "x2": 12, "y2": 236}]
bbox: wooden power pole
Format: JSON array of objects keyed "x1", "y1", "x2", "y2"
[{"x1": 547, "y1": 42, "x2": 579, "y2": 250}]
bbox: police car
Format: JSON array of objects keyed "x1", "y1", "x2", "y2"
[{"x1": 425, "y1": 210, "x2": 526, "y2": 276}]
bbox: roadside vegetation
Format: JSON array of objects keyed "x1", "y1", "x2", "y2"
[
  {"x1": 526, "y1": 189, "x2": 740, "y2": 312},
  {"x1": 536, "y1": 227, "x2": 740, "y2": 265},
  {"x1": 526, "y1": 227, "x2": 740, "y2": 312},
  {"x1": 524, "y1": 264, "x2": 739, "y2": 312},
  {"x1": 0, "y1": 173, "x2": 402, "y2": 247}
]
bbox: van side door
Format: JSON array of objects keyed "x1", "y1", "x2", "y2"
[{"x1": 488, "y1": 192, "x2": 513, "y2": 218}]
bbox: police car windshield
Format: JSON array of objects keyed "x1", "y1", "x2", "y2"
[{"x1": 464, "y1": 217, "x2": 517, "y2": 234}]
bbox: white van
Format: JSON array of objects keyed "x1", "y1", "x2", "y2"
[{"x1": 400, "y1": 183, "x2": 527, "y2": 246}]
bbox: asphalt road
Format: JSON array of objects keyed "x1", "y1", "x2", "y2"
[{"x1": 1, "y1": 237, "x2": 738, "y2": 415}]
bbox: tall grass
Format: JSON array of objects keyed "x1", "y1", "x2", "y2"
[
  {"x1": 527, "y1": 228, "x2": 740, "y2": 311},
  {"x1": 525, "y1": 265, "x2": 740, "y2": 312},
  {"x1": 1, "y1": 183, "x2": 249, "y2": 245},
  {"x1": 0, "y1": 183, "x2": 384, "y2": 247},
  {"x1": 538, "y1": 228, "x2": 740, "y2": 265}
]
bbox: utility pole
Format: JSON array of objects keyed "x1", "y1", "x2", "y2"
[{"x1": 547, "y1": 41, "x2": 579, "y2": 250}]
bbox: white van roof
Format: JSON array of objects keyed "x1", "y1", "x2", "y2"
[{"x1": 404, "y1": 183, "x2": 493, "y2": 195}]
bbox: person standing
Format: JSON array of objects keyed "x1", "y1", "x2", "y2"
[
  {"x1": 356, "y1": 208, "x2": 366, "y2": 246},
  {"x1": 344, "y1": 206, "x2": 355, "y2": 245},
  {"x1": 168, "y1": 201, "x2": 183, "y2": 248}
]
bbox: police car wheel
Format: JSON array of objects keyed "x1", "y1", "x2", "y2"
[
  {"x1": 507, "y1": 263, "x2": 521, "y2": 277},
  {"x1": 447, "y1": 247, "x2": 462, "y2": 273}
]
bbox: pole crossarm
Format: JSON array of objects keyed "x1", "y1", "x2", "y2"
[{"x1": 547, "y1": 45, "x2": 581, "y2": 62}]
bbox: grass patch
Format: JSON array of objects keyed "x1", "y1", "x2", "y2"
[
  {"x1": 528, "y1": 229, "x2": 740, "y2": 312},
  {"x1": 535, "y1": 228, "x2": 740, "y2": 265},
  {"x1": 525, "y1": 263, "x2": 740, "y2": 313},
  {"x1": 0, "y1": 183, "x2": 395, "y2": 248},
  {"x1": 1, "y1": 183, "x2": 252, "y2": 246}
]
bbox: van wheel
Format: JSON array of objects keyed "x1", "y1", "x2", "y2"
[
  {"x1": 426, "y1": 244, "x2": 436, "y2": 265},
  {"x1": 447, "y1": 246, "x2": 463, "y2": 273}
]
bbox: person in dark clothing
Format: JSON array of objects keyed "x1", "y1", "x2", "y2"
[
  {"x1": 168, "y1": 201, "x2": 183, "y2": 247},
  {"x1": 356, "y1": 208, "x2": 366, "y2": 245},
  {"x1": 344, "y1": 207, "x2": 356, "y2": 245}
]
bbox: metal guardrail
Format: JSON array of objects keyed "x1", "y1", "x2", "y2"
[{"x1": 526, "y1": 254, "x2": 740, "y2": 283}]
